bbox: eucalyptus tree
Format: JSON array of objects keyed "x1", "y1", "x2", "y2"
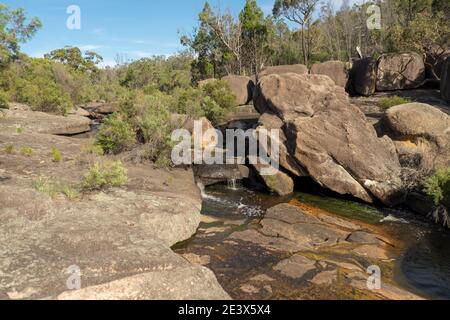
[{"x1": 273, "y1": 0, "x2": 319, "y2": 66}]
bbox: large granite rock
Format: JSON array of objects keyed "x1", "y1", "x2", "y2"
[
  {"x1": 259, "y1": 64, "x2": 308, "y2": 78},
  {"x1": 349, "y1": 57, "x2": 377, "y2": 96},
  {"x1": 0, "y1": 123, "x2": 229, "y2": 300},
  {"x1": 81, "y1": 102, "x2": 118, "y2": 114},
  {"x1": 381, "y1": 103, "x2": 450, "y2": 172},
  {"x1": 426, "y1": 49, "x2": 450, "y2": 80},
  {"x1": 441, "y1": 57, "x2": 450, "y2": 103},
  {"x1": 257, "y1": 113, "x2": 306, "y2": 177},
  {"x1": 254, "y1": 73, "x2": 403, "y2": 205},
  {"x1": 310, "y1": 60, "x2": 349, "y2": 88},
  {"x1": 0, "y1": 109, "x2": 91, "y2": 135},
  {"x1": 252, "y1": 164, "x2": 294, "y2": 196},
  {"x1": 194, "y1": 164, "x2": 250, "y2": 186},
  {"x1": 376, "y1": 53, "x2": 425, "y2": 91},
  {"x1": 221, "y1": 75, "x2": 255, "y2": 106}
]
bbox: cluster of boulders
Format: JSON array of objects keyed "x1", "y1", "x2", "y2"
[
  {"x1": 350, "y1": 53, "x2": 450, "y2": 104},
  {"x1": 253, "y1": 72, "x2": 404, "y2": 205},
  {"x1": 349, "y1": 53, "x2": 426, "y2": 96},
  {"x1": 200, "y1": 55, "x2": 450, "y2": 209},
  {"x1": 211, "y1": 52, "x2": 450, "y2": 105}
]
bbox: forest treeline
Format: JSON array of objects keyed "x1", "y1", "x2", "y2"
[
  {"x1": 182, "y1": 0, "x2": 449, "y2": 81},
  {"x1": 0, "y1": 0, "x2": 449, "y2": 115}
]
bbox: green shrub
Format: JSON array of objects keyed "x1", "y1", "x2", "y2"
[
  {"x1": 424, "y1": 167, "x2": 450, "y2": 227},
  {"x1": 136, "y1": 95, "x2": 176, "y2": 166},
  {"x1": 81, "y1": 143, "x2": 104, "y2": 156},
  {"x1": 4, "y1": 144, "x2": 14, "y2": 154},
  {"x1": 32, "y1": 176, "x2": 80, "y2": 200},
  {"x1": 172, "y1": 80, "x2": 237, "y2": 125},
  {"x1": 424, "y1": 167, "x2": 450, "y2": 207},
  {"x1": 20, "y1": 146, "x2": 33, "y2": 157},
  {"x1": 60, "y1": 184, "x2": 81, "y2": 200},
  {"x1": 378, "y1": 96, "x2": 411, "y2": 110},
  {"x1": 51, "y1": 146, "x2": 62, "y2": 162},
  {"x1": 83, "y1": 160, "x2": 128, "y2": 190},
  {"x1": 32, "y1": 176, "x2": 57, "y2": 198},
  {"x1": 0, "y1": 91, "x2": 9, "y2": 109},
  {"x1": 16, "y1": 126, "x2": 24, "y2": 134},
  {"x1": 95, "y1": 114, "x2": 136, "y2": 154},
  {"x1": 201, "y1": 80, "x2": 237, "y2": 125}
]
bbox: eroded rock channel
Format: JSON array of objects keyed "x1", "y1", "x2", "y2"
[{"x1": 174, "y1": 184, "x2": 450, "y2": 300}]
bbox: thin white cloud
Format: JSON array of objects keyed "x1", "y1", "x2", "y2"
[
  {"x1": 77, "y1": 45, "x2": 105, "y2": 51},
  {"x1": 92, "y1": 28, "x2": 105, "y2": 36},
  {"x1": 128, "y1": 50, "x2": 152, "y2": 58}
]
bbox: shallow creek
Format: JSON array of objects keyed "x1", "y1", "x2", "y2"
[{"x1": 173, "y1": 184, "x2": 450, "y2": 300}]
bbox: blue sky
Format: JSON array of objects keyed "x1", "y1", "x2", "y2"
[{"x1": 5, "y1": 0, "x2": 358, "y2": 67}]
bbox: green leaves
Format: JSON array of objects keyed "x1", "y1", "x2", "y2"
[
  {"x1": 0, "y1": 4, "x2": 41, "y2": 63},
  {"x1": 44, "y1": 46, "x2": 103, "y2": 73}
]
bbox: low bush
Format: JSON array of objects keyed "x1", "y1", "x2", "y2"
[
  {"x1": 95, "y1": 114, "x2": 136, "y2": 154},
  {"x1": 4, "y1": 144, "x2": 14, "y2": 154},
  {"x1": 32, "y1": 175, "x2": 81, "y2": 200},
  {"x1": 32, "y1": 176, "x2": 57, "y2": 198},
  {"x1": 425, "y1": 167, "x2": 450, "y2": 207},
  {"x1": 201, "y1": 79, "x2": 237, "y2": 124},
  {"x1": 83, "y1": 160, "x2": 128, "y2": 190},
  {"x1": 51, "y1": 146, "x2": 62, "y2": 162},
  {"x1": 20, "y1": 146, "x2": 33, "y2": 157},
  {"x1": 378, "y1": 96, "x2": 411, "y2": 111},
  {"x1": 0, "y1": 91, "x2": 9, "y2": 109},
  {"x1": 424, "y1": 167, "x2": 450, "y2": 227},
  {"x1": 60, "y1": 184, "x2": 81, "y2": 200}
]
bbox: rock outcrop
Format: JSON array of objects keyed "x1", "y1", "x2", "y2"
[
  {"x1": 254, "y1": 73, "x2": 403, "y2": 205},
  {"x1": 441, "y1": 57, "x2": 450, "y2": 103},
  {"x1": 349, "y1": 57, "x2": 377, "y2": 96},
  {"x1": 310, "y1": 60, "x2": 349, "y2": 88},
  {"x1": 0, "y1": 115, "x2": 229, "y2": 300},
  {"x1": 257, "y1": 113, "x2": 306, "y2": 178},
  {"x1": 194, "y1": 164, "x2": 249, "y2": 186},
  {"x1": 0, "y1": 108, "x2": 91, "y2": 135},
  {"x1": 81, "y1": 102, "x2": 118, "y2": 115},
  {"x1": 376, "y1": 53, "x2": 425, "y2": 91},
  {"x1": 380, "y1": 103, "x2": 450, "y2": 172},
  {"x1": 259, "y1": 64, "x2": 308, "y2": 78},
  {"x1": 221, "y1": 75, "x2": 255, "y2": 106},
  {"x1": 252, "y1": 164, "x2": 294, "y2": 196},
  {"x1": 226, "y1": 203, "x2": 423, "y2": 300}
]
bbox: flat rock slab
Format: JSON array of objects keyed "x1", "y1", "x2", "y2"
[
  {"x1": 274, "y1": 255, "x2": 316, "y2": 279},
  {"x1": 0, "y1": 117, "x2": 230, "y2": 300},
  {"x1": 0, "y1": 109, "x2": 91, "y2": 135},
  {"x1": 58, "y1": 266, "x2": 230, "y2": 300},
  {"x1": 310, "y1": 270, "x2": 338, "y2": 286},
  {"x1": 229, "y1": 229, "x2": 307, "y2": 253}
]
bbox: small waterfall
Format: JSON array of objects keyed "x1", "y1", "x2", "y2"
[
  {"x1": 197, "y1": 182, "x2": 222, "y2": 202},
  {"x1": 227, "y1": 179, "x2": 239, "y2": 191}
]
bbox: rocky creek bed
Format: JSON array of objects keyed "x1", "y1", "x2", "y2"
[{"x1": 174, "y1": 183, "x2": 450, "y2": 300}]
